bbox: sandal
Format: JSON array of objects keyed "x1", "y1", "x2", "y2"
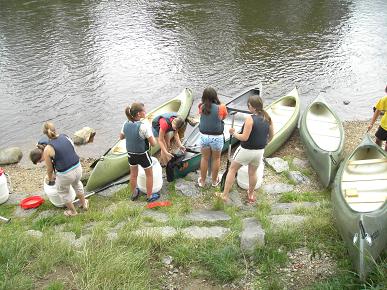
[
  {"x1": 146, "y1": 192, "x2": 160, "y2": 203},
  {"x1": 197, "y1": 177, "x2": 205, "y2": 188},
  {"x1": 64, "y1": 210, "x2": 77, "y2": 217},
  {"x1": 247, "y1": 191, "x2": 256, "y2": 204},
  {"x1": 80, "y1": 199, "x2": 89, "y2": 211},
  {"x1": 211, "y1": 175, "x2": 221, "y2": 187},
  {"x1": 131, "y1": 188, "x2": 141, "y2": 201}
]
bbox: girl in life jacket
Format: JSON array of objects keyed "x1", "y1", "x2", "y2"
[
  {"x1": 217, "y1": 95, "x2": 274, "y2": 204},
  {"x1": 120, "y1": 103, "x2": 157, "y2": 201},
  {"x1": 197, "y1": 87, "x2": 228, "y2": 187},
  {"x1": 152, "y1": 113, "x2": 185, "y2": 165}
]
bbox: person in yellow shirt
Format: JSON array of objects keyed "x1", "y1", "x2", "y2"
[{"x1": 367, "y1": 85, "x2": 387, "y2": 151}]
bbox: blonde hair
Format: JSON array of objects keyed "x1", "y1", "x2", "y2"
[
  {"x1": 43, "y1": 121, "x2": 58, "y2": 139},
  {"x1": 172, "y1": 116, "x2": 185, "y2": 129}
]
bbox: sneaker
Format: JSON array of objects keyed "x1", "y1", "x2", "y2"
[
  {"x1": 130, "y1": 188, "x2": 141, "y2": 201},
  {"x1": 146, "y1": 192, "x2": 160, "y2": 203}
]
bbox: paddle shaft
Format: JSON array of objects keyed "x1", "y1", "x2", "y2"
[
  {"x1": 220, "y1": 113, "x2": 236, "y2": 191},
  {"x1": 72, "y1": 177, "x2": 130, "y2": 205},
  {"x1": 90, "y1": 144, "x2": 117, "y2": 168}
]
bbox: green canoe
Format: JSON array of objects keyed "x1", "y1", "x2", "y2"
[
  {"x1": 299, "y1": 96, "x2": 344, "y2": 187},
  {"x1": 85, "y1": 88, "x2": 193, "y2": 192},
  {"x1": 332, "y1": 133, "x2": 387, "y2": 281},
  {"x1": 173, "y1": 86, "x2": 300, "y2": 178}
]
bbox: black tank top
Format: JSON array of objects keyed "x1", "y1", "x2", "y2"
[{"x1": 241, "y1": 115, "x2": 269, "y2": 150}]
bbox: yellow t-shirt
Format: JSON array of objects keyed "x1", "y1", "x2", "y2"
[{"x1": 375, "y1": 95, "x2": 387, "y2": 130}]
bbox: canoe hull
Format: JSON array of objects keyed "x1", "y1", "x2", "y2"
[
  {"x1": 299, "y1": 98, "x2": 344, "y2": 187},
  {"x1": 332, "y1": 134, "x2": 387, "y2": 280},
  {"x1": 86, "y1": 88, "x2": 193, "y2": 192}
]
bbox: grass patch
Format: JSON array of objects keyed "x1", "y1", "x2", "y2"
[{"x1": 279, "y1": 191, "x2": 326, "y2": 203}]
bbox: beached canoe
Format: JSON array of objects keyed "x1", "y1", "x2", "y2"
[
  {"x1": 264, "y1": 87, "x2": 300, "y2": 157},
  {"x1": 173, "y1": 85, "x2": 300, "y2": 179},
  {"x1": 85, "y1": 88, "x2": 193, "y2": 192},
  {"x1": 332, "y1": 133, "x2": 387, "y2": 281},
  {"x1": 299, "y1": 96, "x2": 344, "y2": 187}
]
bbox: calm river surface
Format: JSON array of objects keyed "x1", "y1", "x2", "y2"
[{"x1": 1, "y1": 0, "x2": 387, "y2": 159}]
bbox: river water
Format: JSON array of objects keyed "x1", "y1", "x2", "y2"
[{"x1": 1, "y1": 0, "x2": 386, "y2": 159}]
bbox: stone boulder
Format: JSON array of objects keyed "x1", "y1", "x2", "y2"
[
  {"x1": 73, "y1": 127, "x2": 96, "y2": 145},
  {"x1": 0, "y1": 147, "x2": 23, "y2": 165}
]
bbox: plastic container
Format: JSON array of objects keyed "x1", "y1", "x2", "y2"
[
  {"x1": 237, "y1": 161, "x2": 264, "y2": 190},
  {"x1": 0, "y1": 168, "x2": 10, "y2": 204},
  {"x1": 43, "y1": 177, "x2": 76, "y2": 207},
  {"x1": 137, "y1": 157, "x2": 163, "y2": 194}
]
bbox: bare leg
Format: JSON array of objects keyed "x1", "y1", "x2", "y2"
[
  {"x1": 247, "y1": 164, "x2": 258, "y2": 201},
  {"x1": 221, "y1": 161, "x2": 242, "y2": 200},
  {"x1": 130, "y1": 165, "x2": 139, "y2": 194},
  {"x1": 375, "y1": 137, "x2": 382, "y2": 147},
  {"x1": 65, "y1": 201, "x2": 77, "y2": 215},
  {"x1": 144, "y1": 167, "x2": 153, "y2": 198},
  {"x1": 200, "y1": 147, "x2": 211, "y2": 185},
  {"x1": 77, "y1": 191, "x2": 88, "y2": 209},
  {"x1": 211, "y1": 150, "x2": 222, "y2": 184}
]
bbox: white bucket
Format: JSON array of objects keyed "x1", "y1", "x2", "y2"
[
  {"x1": 237, "y1": 161, "x2": 264, "y2": 190},
  {"x1": 137, "y1": 157, "x2": 163, "y2": 194},
  {"x1": 0, "y1": 169, "x2": 10, "y2": 204},
  {"x1": 43, "y1": 177, "x2": 76, "y2": 207}
]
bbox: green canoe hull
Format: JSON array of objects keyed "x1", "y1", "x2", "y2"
[
  {"x1": 85, "y1": 88, "x2": 193, "y2": 192},
  {"x1": 299, "y1": 97, "x2": 344, "y2": 188},
  {"x1": 332, "y1": 134, "x2": 387, "y2": 281}
]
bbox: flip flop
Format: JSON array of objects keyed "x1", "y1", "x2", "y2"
[
  {"x1": 211, "y1": 175, "x2": 221, "y2": 187},
  {"x1": 64, "y1": 210, "x2": 77, "y2": 217},
  {"x1": 131, "y1": 188, "x2": 141, "y2": 201},
  {"x1": 197, "y1": 177, "x2": 205, "y2": 188},
  {"x1": 146, "y1": 192, "x2": 160, "y2": 203},
  {"x1": 80, "y1": 199, "x2": 89, "y2": 211}
]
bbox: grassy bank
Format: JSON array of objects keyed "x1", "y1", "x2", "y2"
[{"x1": 0, "y1": 120, "x2": 386, "y2": 290}]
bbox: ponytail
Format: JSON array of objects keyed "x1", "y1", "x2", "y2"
[
  {"x1": 43, "y1": 121, "x2": 58, "y2": 139},
  {"x1": 247, "y1": 95, "x2": 272, "y2": 124},
  {"x1": 125, "y1": 103, "x2": 144, "y2": 122}
]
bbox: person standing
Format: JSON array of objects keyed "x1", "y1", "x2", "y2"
[
  {"x1": 197, "y1": 87, "x2": 228, "y2": 187},
  {"x1": 368, "y1": 85, "x2": 387, "y2": 151},
  {"x1": 216, "y1": 95, "x2": 273, "y2": 203},
  {"x1": 42, "y1": 122, "x2": 88, "y2": 216},
  {"x1": 152, "y1": 113, "x2": 185, "y2": 165},
  {"x1": 120, "y1": 103, "x2": 158, "y2": 201}
]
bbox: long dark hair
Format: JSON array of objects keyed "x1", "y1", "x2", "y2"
[
  {"x1": 125, "y1": 103, "x2": 144, "y2": 122},
  {"x1": 201, "y1": 87, "x2": 220, "y2": 115},
  {"x1": 247, "y1": 95, "x2": 272, "y2": 124}
]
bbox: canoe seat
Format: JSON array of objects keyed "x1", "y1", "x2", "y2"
[
  {"x1": 306, "y1": 117, "x2": 338, "y2": 124},
  {"x1": 345, "y1": 188, "x2": 359, "y2": 197},
  {"x1": 348, "y1": 158, "x2": 387, "y2": 165}
]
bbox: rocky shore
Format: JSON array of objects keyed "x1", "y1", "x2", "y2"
[{"x1": 0, "y1": 120, "x2": 376, "y2": 198}]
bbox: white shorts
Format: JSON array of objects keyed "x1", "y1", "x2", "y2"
[
  {"x1": 232, "y1": 146, "x2": 264, "y2": 167},
  {"x1": 56, "y1": 165, "x2": 84, "y2": 202}
]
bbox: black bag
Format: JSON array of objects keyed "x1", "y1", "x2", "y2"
[{"x1": 165, "y1": 153, "x2": 186, "y2": 182}]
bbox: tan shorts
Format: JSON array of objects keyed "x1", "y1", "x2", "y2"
[
  {"x1": 56, "y1": 164, "x2": 84, "y2": 202},
  {"x1": 232, "y1": 146, "x2": 264, "y2": 167}
]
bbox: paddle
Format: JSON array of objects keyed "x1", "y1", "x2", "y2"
[{"x1": 220, "y1": 113, "x2": 236, "y2": 191}]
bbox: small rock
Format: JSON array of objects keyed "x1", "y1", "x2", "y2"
[
  {"x1": 343, "y1": 100, "x2": 350, "y2": 105},
  {"x1": 185, "y1": 210, "x2": 231, "y2": 222},
  {"x1": 162, "y1": 255, "x2": 173, "y2": 265},
  {"x1": 26, "y1": 229, "x2": 43, "y2": 238},
  {"x1": 265, "y1": 157, "x2": 289, "y2": 173},
  {"x1": 73, "y1": 127, "x2": 96, "y2": 145}
]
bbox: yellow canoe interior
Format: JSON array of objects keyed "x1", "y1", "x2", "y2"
[
  {"x1": 111, "y1": 99, "x2": 182, "y2": 154},
  {"x1": 305, "y1": 103, "x2": 341, "y2": 152},
  {"x1": 342, "y1": 149, "x2": 387, "y2": 212}
]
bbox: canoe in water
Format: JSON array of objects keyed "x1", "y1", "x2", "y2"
[
  {"x1": 332, "y1": 134, "x2": 387, "y2": 280},
  {"x1": 299, "y1": 97, "x2": 344, "y2": 187},
  {"x1": 85, "y1": 88, "x2": 193, "y2": 192}
]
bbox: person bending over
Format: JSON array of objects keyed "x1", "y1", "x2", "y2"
[{"x1": 152, "y1": 113, "x2": 185, "y2": 165}]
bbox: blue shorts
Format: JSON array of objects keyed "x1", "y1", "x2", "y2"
[{"x1": 199, "y1": 134, "x2": 224, "y2": 151}]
